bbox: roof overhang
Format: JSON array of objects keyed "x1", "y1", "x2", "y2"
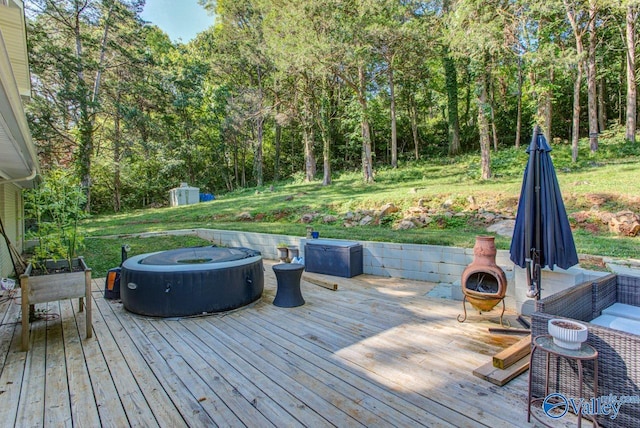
[{"x1": 0, "y1": 2, "x2": 39, "y2": 188}]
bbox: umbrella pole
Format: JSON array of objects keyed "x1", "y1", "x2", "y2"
[{"x1": 534, "y1": 134, "x2": 542, "y2": 300}]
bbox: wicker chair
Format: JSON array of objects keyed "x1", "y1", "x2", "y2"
[{"x1": 531, "y1": 274, "x2": 640, "y2": 428}]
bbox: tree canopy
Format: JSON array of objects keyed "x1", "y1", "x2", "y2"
[{"x1": 25, "y1": 0, "x2": 639, "y2": 213}]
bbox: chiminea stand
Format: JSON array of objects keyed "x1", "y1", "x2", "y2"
[{"x1": 457, "y1": 294, "x2": 508, "y2": 327}]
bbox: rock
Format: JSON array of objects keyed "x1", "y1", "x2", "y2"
[
  {"x1": 379, "y1": 203, "x2": 399, "y2": 217},
  {"x1": 419, "y1": 215, "x2": 433, "y2": 225},
  {"x1": 323, "y1": 215, "x2": 338, "y2": 223},
  {"x1": 477, "y1": 212, "x2": 496, "y2": 223},
  {"x1": 441, "y1": 199, "x2": 454, "y2": 209},
  {"x1": 237, "y1": 212, "x2": 252, "y2": 221},
  {"x1": 344, "y1": 211, "x2": 355, "y2": 220},
  {"x1": 301, "y1": 213, "x2": 316, "y2": 223},
  {"x1": 608, "y1": 211, "x2": 640, "y2": 236},
  {"x1": 487, "y1": 220, "x2": 515, "y2": 237},
  {"x1": 467, "y1": 196, "x2": 477, "y2": 210},
  {"x1": 359, "y1": 215, "x2": 374, "y2": 226},
  {"x1": 396, "y1": 220, "x2": 416, "y2": 230},
  {"x1": 570, "y1": 211, "x2": 592, "y2": 223}
]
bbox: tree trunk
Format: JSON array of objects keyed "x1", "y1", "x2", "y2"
[
  {"x1": 255, "y1": 115, "x2": 264, "y2": 186},
  {"x1": 321, "y1": 124, "x2": 331, "y2": 186},
  {"x1": 274, "y1": 104, "x2": 282, "y2": 182},
  {"x1": 443, "y1": 52, "x2": 461, "y2": 155},
  {"x1": 544, "y1": 67, "x2": 553, "y2": 144},
  {"x1": 358, "y1": 65, "x2": 374, "y2": 183},
  {"x1": 464, "y1": 61, "x2": 472, "y2": 126},
  {"x1": 477, "y1": 73, "x2": 492, "y2": 180},
  {"x1": 113, "y1": 87, "x2": 122, "y2": 213},
  {"x1": 388, "y1": 66, "x2": 398, "y2": 168},
  {"x1": 409, "y1": 94, "x2": 419, "y2": 160},
  {"x1": 597, "y1": 76, "x2": 606, "y2": 132},
  {"x1": 489, "y1": 76, "x2": 498, "y2": 152},
  {"x1": 254, "y1": 67, "x2": 265, "y2": 187},
  {"x1": 320, "y1": 82, "x2": 333, "y2": 186},
  {"x1": 572, "y1": 64, "x2": 582, "y2": 162},
  {"x1": 625, "y1": 4, "x2": 637, "y2": 143},
  {"x1": 564, "y1": 0, "x2": 585, "y2": 162},
  {"x1": 587, "y1": 0, "x2": 598, "y2": 152},
  {"x1": 515, "y1": 56, "x2": 523, "y2": 148},
  {"x1": 303, "y1": 124, "x2": 317, "y2": 182}
]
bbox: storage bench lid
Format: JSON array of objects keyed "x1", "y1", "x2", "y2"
[{"x1": 305, "y1": 239, "x2": 361, "y2": 248}]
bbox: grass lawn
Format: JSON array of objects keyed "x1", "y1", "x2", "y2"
[{"x1": 81, "y1": 136, "x2": 640, "y2": 276}]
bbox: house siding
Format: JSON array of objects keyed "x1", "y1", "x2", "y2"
[{"x1": 0, "y1": 182, "x2": 23, "y2": 278}]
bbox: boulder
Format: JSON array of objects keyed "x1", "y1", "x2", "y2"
[
  {"x1": 379, "y1": 203, "x2": 399, "y2": 217},
  {"x1": 301, "y1": 213, "x2": 316, "y2": 223},
  {"x1": 487, "y1": 220, "x2": 515, "y2": 237},
  {"x1": 323, "y1": 215, "x2": 338, "y2": 223},
  {"x1": 359, "y1": 215, "x2": 374, "y2": 226},
  {"x1": 608, "y1": 211, "x2": 640, "y2": 236},
  {"x1": 396, "y1": 220, "x2": 416, "y2": 230},
  {"x1": 237, "y1": 212, "x2": 253, "y2": 221}
]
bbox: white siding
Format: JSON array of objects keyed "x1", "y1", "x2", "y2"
[{"x1": 0, "y1": 182, "x2": 23, "y2": 278}]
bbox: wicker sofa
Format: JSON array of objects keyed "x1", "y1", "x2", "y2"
[{"x1": 531, "y1": 273, "x2": 640, "y2": 428}]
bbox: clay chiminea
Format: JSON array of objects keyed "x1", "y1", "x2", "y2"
[{"x1": 458, "y1": 236, "x2": 508, "y2": 325}]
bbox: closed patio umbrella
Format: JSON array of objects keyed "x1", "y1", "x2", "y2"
[{"x1": 509, "y1": 126, "x2": 578, "y2": 299}]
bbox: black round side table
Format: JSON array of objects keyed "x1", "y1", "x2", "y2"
[{"x1": 272, "y1": 263, "x2": 305, "y2": 307}]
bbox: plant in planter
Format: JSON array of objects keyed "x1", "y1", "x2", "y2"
[
  {"x1": 20, "y1": 170, "x2": 92, "y2": 351},
  {"x1": 276, "y1": 242, "x2": 289, "y2": 262}
]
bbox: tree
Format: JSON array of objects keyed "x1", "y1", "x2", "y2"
[
  {"x1": 446, "y1": 0, "x2": 517, "y2": 179},
  {"x1": 624, "y1": 2, "x2": 637, "y2": 143},
  {"x1": 27, "y1": 0, "x2": 145, "y2": 211},
  {"x1": 586, "y1": 0, "x2": 599, "y2": 152},
  {"x1": 202, "y1": 0, "x2": 272, "y2": 187},
  {"x1": 563, "y1": 0, "x2": 588, "y2": 162},
  {"x1": 441, "y1": 0, "x2": 461, "y2": 155}
]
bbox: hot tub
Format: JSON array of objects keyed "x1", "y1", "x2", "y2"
[{"x1": 120, "y1": 246, "x2": 264, "y2": 317}]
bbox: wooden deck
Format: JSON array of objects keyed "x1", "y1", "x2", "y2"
[{"x1": 0, "y1": 260, "x2": 571, "y2": 427}]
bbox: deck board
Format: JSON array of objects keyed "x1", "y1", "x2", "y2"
[{"x1": 0, "y1": 259, "x2": 583, "y2": 427}]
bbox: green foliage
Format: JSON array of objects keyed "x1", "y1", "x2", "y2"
[{"x1": 24, "y1": 169, "x2": 87, "y2": 271}]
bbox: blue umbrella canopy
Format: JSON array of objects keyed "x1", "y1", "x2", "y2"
[{"x1": 509, "y1": 126, "x2": 578, "y2": 298}]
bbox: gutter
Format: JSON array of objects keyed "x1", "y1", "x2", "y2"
[{"x1": 0, "y1": 166, "x2": 37, "y2": 184}]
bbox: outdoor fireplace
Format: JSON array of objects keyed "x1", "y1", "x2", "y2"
[{"x1": 457, "y1": 236, "x2": 508, "y2": 326}]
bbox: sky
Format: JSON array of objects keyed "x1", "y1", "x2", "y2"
[{"x1": 140, "y1": 0, "x2": 214, "y2": 42}]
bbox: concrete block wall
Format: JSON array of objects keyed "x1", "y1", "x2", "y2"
[{"x1": 181, "y1": 228, "x2": 604, "y2": 314}]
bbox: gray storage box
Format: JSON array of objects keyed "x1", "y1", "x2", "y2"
[{"x1": 305, "y1": 239, "x2": 363, "y2": 278}]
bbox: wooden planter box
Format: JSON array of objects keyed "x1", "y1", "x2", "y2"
[{"x1": 19, "y1": 257, "x2": 92, "y2": 351}]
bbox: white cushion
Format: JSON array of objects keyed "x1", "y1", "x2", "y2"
[
  {"x1": 591, "y1": 314, "x2": 640, "y2": 335},
  {"x1": 602, "y1": 303, "x2": 640, "y2": 321}
]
